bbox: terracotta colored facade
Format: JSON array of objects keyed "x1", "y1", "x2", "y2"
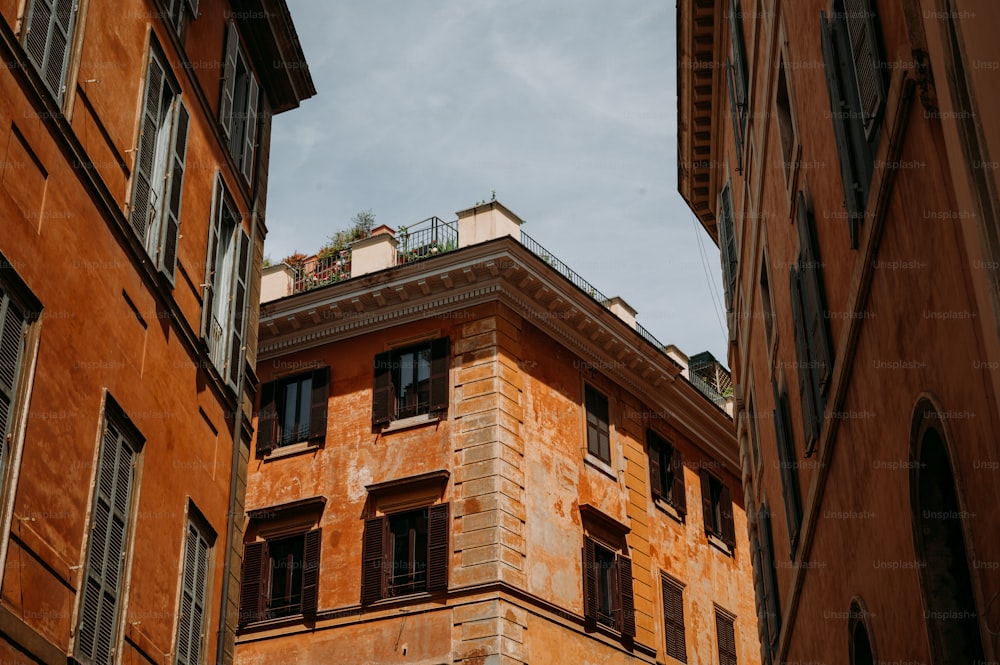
[
  {"x1": 0, "y1": 1, "x2": 312, "y2": 663},
  {"x1": 237, "y1": 204, "x2": 760, "y2": 665},
  {"x1": 679, "y1": 0, "x2": 1000, "y2": 662}
]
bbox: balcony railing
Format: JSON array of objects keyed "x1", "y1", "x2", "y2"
[
  {"x1": 292, "y1": 251, "x2": 351, "y2": 294},
  {"x1": 397, "y1": 217, "x2": 458, "y2": 265}
]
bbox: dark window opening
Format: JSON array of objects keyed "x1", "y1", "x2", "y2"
[
  {"x1": 389, "y1": 509, "x2": 429, "y2": 596},
  {"x1": 361, "y1": 503, "x2": 450, "y2": 604},
  {"x1": 256, "y1": 367, "x2": 330, "y2": 456},
  {"x1": 851, "y1": 615, "x2": 875, "y2": 665},
  {"x1": 701, "y1": 470, "x2": 736, "y2": 549},
  {"x1": 582, "y1": 535, "x2": 635, "y2": 639},
  {"x1": 594, "y1": 542, "x2": 617, "y2": 629},
  {"x1": 776, "y1": 59, "x2": 795, "y2": 177},
  {"x1": 585, "y1": 385, "x2": 611, "y2": 463},
  {"x1": 372, "y1": 338, "x2": 450, "y2": 427},
  {"x1": 648, "y1": 430, "x2": 687, "y2": 517},
  {"x1": 267, "y1": 534, "x2": 304, "y2": 618},
  {"x1": 239, "y1": 528, "x2": 321, "y2": 625},
  {"x1": 395, "y1": 346, "x2": 432, "y2": 419}
]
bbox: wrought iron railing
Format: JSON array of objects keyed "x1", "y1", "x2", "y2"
[
  {"x1": 291, "y1": 251, "x2": 351, "y2": 294},
  {"x1": 207, "y1": 316, "x2": 225, "y2": 371},
  {"x1": 687, "y1": 370, "x2": 729, "y2": 409},
  {"x1": 397, "y1": 217, "x2": 458, "y2": 265}
]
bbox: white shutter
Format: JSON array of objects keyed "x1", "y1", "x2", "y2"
[
  {"x1": 219, "y1": 22, "x2": 239, "y2": 140},
  {"x1": 0, "y1": 290, "x2": 25, "y2": 473},
  {"x1": 158, "y1": 99, "x2": 190, "y2": 283},
  {"x1": 176, "y1": 522, "x2": 210, "y2": 665},
  {"x1": 130, "y1": 55, "x2": 167, "y2": 244},
  {"x1": 240, "y1": 74, "x2": 259, "y2": 184},
  {"x1": 23, "y1": 0, "x2": 77, "y2": 101},
  {"x1": 226, "y1": 228, "x2": 250, "y2": 389}
]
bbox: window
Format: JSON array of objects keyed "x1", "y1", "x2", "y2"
[
  {"x1": 820, "y1": 0, "x2": 887, "y2": 246},
  {"x1": 0, "y1": 278, "x2": 32, "y2": 482},
  {"x1": 176, "y1": 517, "x2": 212, "y2": 665},
  {"x1": 700, "y1": 470, "x2": 736, "y2": 549},
  {"x1": 76, "y1": 404, "x2": 143, "y2": 665},
  {"x1": 256, "y1": 367, "x2": 330, "y2": 455},
  {"x1": 747, "y1": 394, "x2": 762, "y2": 482},
  {"x1": 584, "y1": 385, "x2": 611, "y2": 463},
  {"x1": 789, "y1": 193, "x2": 833, "y2": 455},
  {"x1": 201, "y1": 176, "x2": 250, "y2": 390},
  {"x1": 582, "y1": 536, "x2": 634, "y2": 637},
  {"x1": 716, "y1": 609, "x2": 737, "y2": 665},
  {"x1": 648, "y1": 430, "x2": 686, "y2": 517},
  {"x1": 372, "y1": 338, "x2": 450, "y2": 427},
  {"x1": 163, "y1": 0, "x2": 198, "y2": 39},
  {"x1": 772, "y1": 381, "x2": 802, "y2": 556},
  {"x1": 775, "y1": 57, "x2": 795, "y2": 179},
  {"x1": 727, "y1": 0, "x2": 748, "y2": 173},
  {"x1": 22, "y1": 0, "x2": 79, "y2": 102},
  {"x1": 361, "y1": 503, "x2": 449, "y2": 603},
  {"x1": 752, "y1": 504, "x2": 781, "y2": 663},
  {"x1": 240, "y1": 529, "x2": 321, "y2": 623},
  {"x1": 220, "y1": 21, "x2": 260, "y2": 185},
  {"x1": 130, "y1": 47, "x2": 190, "y2": 284},
  {"x1": 718, "y1": 183, "x2": 738, "y2": 315},
  {"x1": 760, "y1": 252, "x2": 775, "y2": 347},
  {"x1": 662, "y1": 575, "x2": 687, "y2": 663}
]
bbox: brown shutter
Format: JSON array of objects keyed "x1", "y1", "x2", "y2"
[
  {"x1": 726, "y1": 62, "x2": 744, "y2": 176},
  {"x1": 773, "y1": 381, "x2": 802, "y2": 556},
  {"x1": 617, "y1": 553, "x2": 635, "y2": 638},
  {"x1": 256, "y1": 380, "x2": 278, "y2": 457},
  {"x1": 672, "y1": 448, "x2": 687, "y2": 517},
  {"x1": 428, "y1": 337, "x2": 450, "y2": 413},
  {"x1": 372, "y1": 351, "x2": 394, "y2": 427},
  {"x1": 583, "y1": 537, "x2": 598, "y2": 622},
  {"x1": 361, "y1": 517, "x2": 387, "y2": 604},
  {"x1": 662, "y1": 576, "x2": 687, "y2": 663},
  {"x1": 647, "y1": 431, "x2": 662, "y2": 500},
  {"x1": 797, "y1": 194, "x2": 834, "y2": 398},
  {"x1": 309, "y1": 367, "x2": 330, "y2": 441},
  {"x1": 790, "y1": 268, "x2": 819, "y2": 454},
  {"x1": 752, "y1": 528, "x2": 773, "y2": 665},
  {"x1": 716, "y1": 612, "x2": 738, "y2": 665},
  {"x1": 699, "y1": 469, "x2": 714, "y2": 535},
  {"x1": 301, "y1": 528, "x2": 321, "y2": 615},
  {"x1": 427, "y1": 503, "x2": 449, "y2": 591},
  {"x1": 721, "y1": 484, "x2": 736, "y2": 549},
  {"x1": 238, "y1": 541, "x2": 267, "y2": 625},
  {"x1": 759, "y1": 507, "x2": 781, "y2": 648}
]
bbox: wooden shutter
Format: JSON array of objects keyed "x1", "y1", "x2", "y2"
[
  {"x1": 662, "y1": 577, "x2": 687, "y2": 663},
  {"x1": 129, "y1": 54, "x2": 166, "y2": 243},
  {"x1": 177, "y1": 522, "x2": 209, "y2": 665},
  {"x1": 372, "y1": 351, "x2": 395, "y2": 427},
  {"x1": 759, "y1": 506, "x2": 781, "y2": 650},
  {"x1": 699, "y1": 469, "x2": 714, "y2": 535},
  {"x1": 671, "y1": 448, "x2": 687, "y2": 517},
  {"x1": 844, "y1": 0, "x2": 884, "y2": 137},
  {"x1": 308, "y1": 367, "x2": 330, "y2": 441},
  {"x1": 201, "y1": 179, "x2": 223, "y2": 342},
  {"x1": 647, "y1": 431, "x2": 662, "y2": 499},
  {"x1": 773, "y1": 381, "x2": 803, "y2": 556},
  {"x1": 159, "y1": 98, "x2": 190, "y2": 283},
  {"x1": 239, "y1": 541, "x2": 267, "y2": 625},
  {"x1": 23, "y1": 0, "x2": 76, "y2": 100},
  {"x1": 301, "y1": 528, "x2": 321, "y2": 615},
  {"x1": 797, "y1": 194, "x2": 834, "y2": 397},
  {"x1": 718, "y1": 184, "x2": 738, "y2": 310},
  {"x1": 716, "y1": 612, "x2": 738, "y2": 665},
  {"x1": 582, "y1": 536, "x2": 598, "y2": 622},
  {"x1": 361, "y1": 516, "x2": 388, "y2": 604},
  {"x1": 219, "y1": 21, "x2": 239, "y2": 139},
  {"x1": 76, "y1": 418, "x2": 136, "y2": 664},
  {"x1": 227, "y1": 227, "x2": 250, "y2": 389},
  {"x1": 617, "y1": 553, "x2": 635, "y2": 638},
  {"x1": 0, "y1": 291, "x2": 26, "y2": 468},
  {"x1": 728, "y1": 0, "x2": 748, "y2": 116},
  {"x1": 240, "y1": 73, "x2": 259, "y2": 184},
  {"x1": 751, "y1": 529, "x2": 773, "y2": 665},
  {"x1": 585, "y1": 386, "x2": 610, "y2": 461},
  {"x1": 720, "y1": 484, "x2": 736, "y2": 549},
  {"x1": 789, "y1": 268, "x2": 819, "y2": 453},
  {"x1": 428, "y1": 337, "x2": 450, "y2": 413},
  {"x1": 427, "y1": 503, "x2": 450, "y2": 591},
  {"x1": 256, "y1": 380, "x2": 278, "y2": 457},
  {"x1": 725, "y1": 63, "x2": 744, "y2": 175}
]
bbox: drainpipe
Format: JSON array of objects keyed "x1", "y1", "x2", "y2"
[{"x1": 215, "y1": 211, "x2": 257, "y2": 665}]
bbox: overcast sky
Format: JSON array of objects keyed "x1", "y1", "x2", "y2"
[{"x1": 265, "y1": 0, "x2": 729, "y2": 365}]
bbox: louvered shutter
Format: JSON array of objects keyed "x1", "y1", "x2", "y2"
[
  {"x1": 308, "y1": 367, "x2": 330, "y2": 441},
  {"x1": 820, "y1": 11, "x2": 863, "y2": 247},
  {"x1": 219, "y1": 22, "x2": 238, "y2": 139},
  {"x1": 301, "y1": 528, "x2": 321, "y2": 615},
  {"x1": 427, "y1": 503, "x2": 449, "y2": 591},
  {"x1": 0, "y1": 292, "x2": 26, "y2": 470},
  {"x1": 201, "y1": 181, "x2": 223, "y2": 343},
  {"x1": 789, "y1": 268, "x2": 819, "y2": 453},
  {"x1": 159, "y1": 99, "x2": 189, "y2": 283},
  {"x1": 255, "y1": 380, "x2": 277, "y2": 457},
  {"x1": 239, "y1": 541, "x2": 267, "y2": 625},
  {"x1": 699, "y1": 470, "x2": 714, "y2": 535},
  {"x1": 428, "y1": 337, "x2": 450, "y2": 413},
  {"x1": 77, "y1": 418, "x2": 136, "y2": 665},
  {"x1": 844, "y1": 0, "x2": 884, "y2": 137},
  {"x1": 647, "y1": 432, "x2": 662, "y2": 500},
  {"x1": 662, "y1": 577, "x2": 687, "y2": 663},
  {"x1": 729, "y1": 0, "x2": 748, "y2": 119},
  {"x1": 226, "y1": 228, "x2": 250, "y2": 389},
  {"x1": 751, "y1": 529, "x2": 773, "y2": 665},
  {"x1": 797, "y1": 194, "x2": 834, "y2": 397},
  {"x1": 185, "y1": 0, "x2": 198, "y2": 15},
  {"x1": 23, "y1": 0, "x2": 76, "y2": 101},
  {"x1": 130, "y1": 54, "x2": 166, "y2": 243},
  {"x1": 671, "y1": 448, "x2": 687, "y2": 517},
  {"x1": 759, "y1": 507, "x2": 781, "y2": 650},
  {"x1": 582, "y1": 537, "x2": 598, "y2": 622},
  {"x1": 372, "y1": 351, "x2": 395, "y2": 426},
  {"x1": 720, "y1": 484, "x2": 736, "y2": 549},
  {"x1": 617, "y1": 553, "x2": 635, "y2": 638},
  {"x1": 240, "y1": 74, "x2": 259, "y2": 184},
  {"x1": 716, "y1": 612, "x2": 738, "y2": 665},
  {"x1": 585, "y1": 387, "x2": 610, "y2": 462},
  {"x1": 177, "y1": 522, "x2": 209, "y2": 665},
  {"x1": 361, "y1": 517, "x2": 387, "y2": 604},
  {"x1": 773, "y1": 382, "x2": 802, "y2": 556},
  {"x1": 718, "y1": 185, "x2": 738, "y2": 311},
  {"x1": 726, "y1": 63, "x2": 744, "y2": 175}
]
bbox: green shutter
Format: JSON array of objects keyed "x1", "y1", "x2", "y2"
[
  {"x1": 23, "y1": 0, "x2": 77, "y2": 101},
  {"x1": 130, "y1": 54, "x2": 167, "y2": 244},
  {"x1": 226, "y1": 227, "x2": 250, "y2": 389},
  {"x1": 729, "y1": 0, "x2": 748, "y2": 124},
  {"x1": 725, "y1": 62, "x2": 744, "y2": 175},
  {"x1": 159, "y1": 99, "x2": 190, "y2": 284},
  {"x1": 844, "y1": 0, "x2": 885, "y2": 137},
  {"x1": 0, "y1": 291, "x2": 25, "y2": 474},
  {"x1": 219, "y1": 22, "x2": 238, "y2": 139},
  {"x1": 719, "y1": 184, "x2": 738, "y2": 311},
  {"x1": 240, "y1": 74, "x2": 259, "y2": 184},
  {"x1": 77, "y1": 415, "x2": 137, "y2": 665},
  {"x1": 176, "y1": 521, "x2": 209, "y2": 665}
]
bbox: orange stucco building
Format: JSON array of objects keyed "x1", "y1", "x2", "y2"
[
  {"x1": 237, "y1": 203, "x2": 760, "y2": 665},
  {"x1": 679, "y1": 0, "x2": 1000, "y2": 662},
  {"x1": 0, "y1": 1, "x2": 312, "y2": 663}
]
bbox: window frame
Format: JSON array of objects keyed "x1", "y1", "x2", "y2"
[
  {"x1": 647, "y1": 429, "x2": 687, "y2": 519},
  {"x1": 582, "y1": 534, "x2": 635, "y2": 639},
  {"x1": 256, "y1": 366, "x2": 330, "y2": 456},
  {"x1": 21, "y1": 0, "x2": 80, "y2": 104},
  {"x1": 372, "y1": 337, "x2": 450, "y2": 429},
  {"x1": 360, "y1": 502, "x2": 450, "y2": 604},
  {"x1": 239, "y1": 527, "x2": 321, "y2": 625},
  {"x1": 699, "y1": 470, "x2": 736, "y2": 551},
  {"x1": 715, "y1": 607, "x2": 738, "y2": 665},
  {"x1": 661, "y1": 574, "x2": 687, "y2": 663},
  {"x1": 219, "y1": 20, "x2": 261, "y2": 187},
  {"x1": 584, "y1": 384, "x2": 612, "y2": 465}
]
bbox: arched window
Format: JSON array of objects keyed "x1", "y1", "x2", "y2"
[{"x1": 911, "y1": 402, "x2": 985, "y2": 663}]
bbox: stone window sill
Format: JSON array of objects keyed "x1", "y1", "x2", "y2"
[
  {"x1": 708, "y1": 533, "x2": 734, "y2": 557},
  {"x1": 263, "y1": 440, "x2": 320, "y2": 462},
  {"x1": 654, "y1": 498, "x2": 684, "y2": 524},
  {"x1": 584, "y1": 453, "x2": 617, "y2": 481},
  {"x1": 381, "y1": 412, "x2": 442, "y2": 434}
]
